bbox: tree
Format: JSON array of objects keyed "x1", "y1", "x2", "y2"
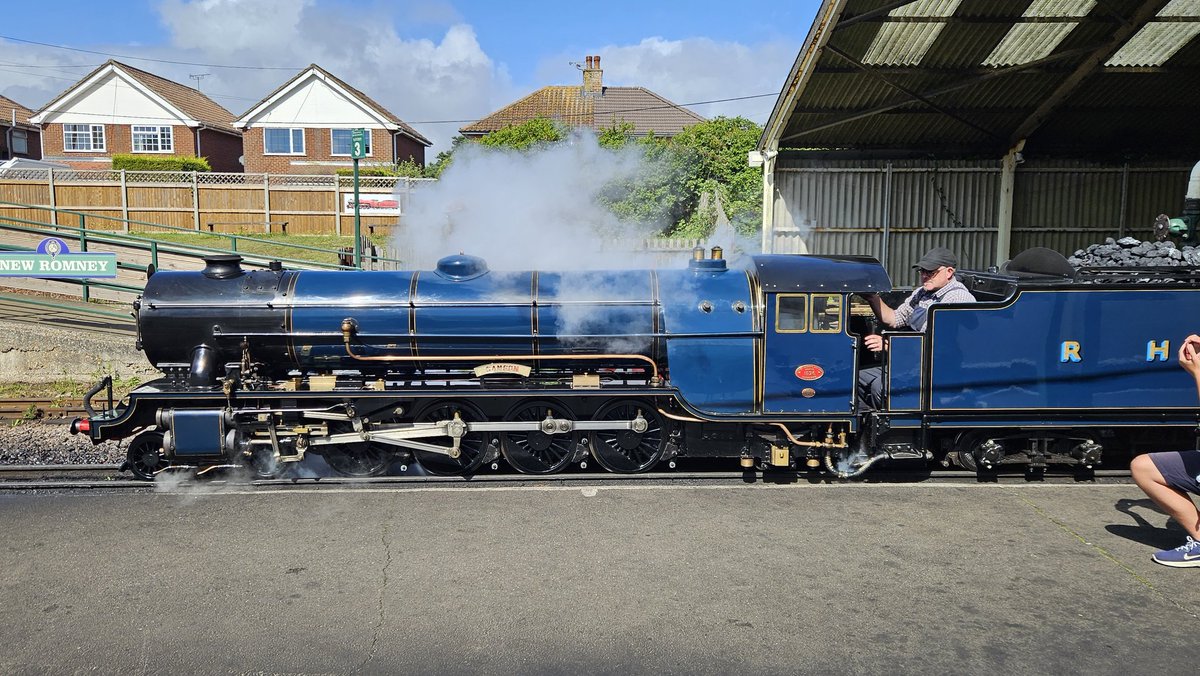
[
  {"x1": 424, "y1": 135, "x2": 468, "y2": 178},
  {"x1": 666, "y1": 116, "x2": 763, "y2": 237},
  {"x1": 477, "y1": 118, "x2": 566, "y2": 150},
  {"x1": 425, "y1": 116, "x2": 764, "y2": 237}
]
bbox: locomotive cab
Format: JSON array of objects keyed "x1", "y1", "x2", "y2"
[{"x1": 754, "y1": 255, "x2": 890, "y2": 416}]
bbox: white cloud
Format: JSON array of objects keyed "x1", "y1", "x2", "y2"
[
  {"x1": 0, "y1": 1, "x2": 798, "y2": 155},
  {"x1": 153, "y1": 0, "x2": 509, "y2": 151}
]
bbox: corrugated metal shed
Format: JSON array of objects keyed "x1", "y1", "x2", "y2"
[
  {"x1": 760, "y1": 0, "x2": 1200, "y2": 157},
  {"x1": 754, "y1": 0, "x2": 1200, "y2": 273}
]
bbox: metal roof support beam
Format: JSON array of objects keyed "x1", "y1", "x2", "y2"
[
  {"x1": 759, "y1": 150, "x2": 778, "y2": 253},
  {"x1": 780, "y1": 45, "x2": 1096, "y2": 143},
  {"x1": 996, "y1": 140, "x2": 1025, "y2": 267},
  {"x1": 824, "y1": 45, "x2": 1005, "y2": 143},
  {"x1": 833, "y1": 1, "x2": 918, "y2": 29},
  {"x1": 1008, "y1": 0, "x2": 1174, "y2": 146}
]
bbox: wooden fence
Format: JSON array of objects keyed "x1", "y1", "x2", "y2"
[
  {"x1": 0, "y1": 169, "x2": 789, "y2": 268},
  {"x1": 0, "y1": 168, "x2": 433, "y2": 236}
]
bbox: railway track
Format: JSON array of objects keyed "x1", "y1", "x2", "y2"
[
  {"x1": 0, "y1": 397, "x2": 86, "y2": 422},
  {"x1": 0, "y1": 463, "x2": 1134, "y2": 491}
]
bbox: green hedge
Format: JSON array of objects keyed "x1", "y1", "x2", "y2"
[
  {"x1": 111, "y1": 154, "x2": 212, "y2": 172},
  {"x1": 335, "y1": 159, "x2": 425, "y2": 178}
]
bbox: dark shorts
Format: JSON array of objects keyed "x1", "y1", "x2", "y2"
[{"x1": 1149, "y1": 451, "x2": 1200, "y2": 496}]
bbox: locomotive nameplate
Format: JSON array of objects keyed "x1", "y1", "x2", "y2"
[
  {"x1": 473, "y1": 363, "x2": 532, "y2": 378},
  {"x1": 794, "y1": 364, "x2": 825, "y2": 381},
  {"x1": 308, "y1": 375, "x2": 338, "y2": 390},
  {"x1": 572, "y1": 373, "x2": 601, "y2": 389}
]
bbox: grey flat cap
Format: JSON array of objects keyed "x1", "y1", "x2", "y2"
[{"x1": 913, "y1": 247, "x2": 958, "y2": 271}]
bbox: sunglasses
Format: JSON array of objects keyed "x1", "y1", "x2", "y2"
[{"x1": 918, "y1": 267, "x2": 943, "y2": 277}]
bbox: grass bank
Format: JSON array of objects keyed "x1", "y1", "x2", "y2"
[{"x1": 135, "y1": 232, "x2": 395, "y2": 266}]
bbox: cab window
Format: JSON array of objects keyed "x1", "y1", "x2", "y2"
[
  {"x1": 811, "y1": 294, "x2": 843, "y2": 333},
  {"x1": 775, "y1": 294, "x2": 807, "y2": 333}
]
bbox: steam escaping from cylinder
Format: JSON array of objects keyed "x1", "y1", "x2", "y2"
[{"x1": 394, "y1": 130, "x2": 677, "y2": 271}]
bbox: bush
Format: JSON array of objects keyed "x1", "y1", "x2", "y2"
[
  {"x1": 335, "y1": 160, "x2": 425, "y2": 177},
  {"x1": 111, "y1": 154, "x2": 211, "y2": 172}
]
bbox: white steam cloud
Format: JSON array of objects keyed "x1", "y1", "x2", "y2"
[{"x1": 394, "y1": 130, "x2": 672, "y2": 271}]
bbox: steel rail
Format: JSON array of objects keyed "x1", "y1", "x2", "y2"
[{"x1": 0, "y1": 463, "x2": 1134, "y2": 491}]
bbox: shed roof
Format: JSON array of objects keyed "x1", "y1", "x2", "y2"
[{"x1": 759, "y1": 0, "x2": 1200, "y2": 158}]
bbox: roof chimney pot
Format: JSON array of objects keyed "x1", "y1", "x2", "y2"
[{"x1": 583, "y1": 54, "x2": 603, "y2": 94}]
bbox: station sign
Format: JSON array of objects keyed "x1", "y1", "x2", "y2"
[{"x1": 0, "y1": 237, "x2": 117, "y2": 278}]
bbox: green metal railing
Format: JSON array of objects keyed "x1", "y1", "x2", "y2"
[
  {"x1": 1, "y1": 200, "x2": 405, "y2": 268},
  {"x1": 0, "y1": 199, "x2": 406, "y2": 319}
]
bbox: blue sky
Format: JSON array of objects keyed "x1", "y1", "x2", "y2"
[{"x1": 0, "y1": 0, "x2": 822, "y2": 150}]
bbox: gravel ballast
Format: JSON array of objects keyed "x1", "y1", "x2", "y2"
[{"x1": 1, "y1": 303, "x2": 153, "y2": 466}]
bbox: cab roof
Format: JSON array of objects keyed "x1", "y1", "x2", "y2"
[{"x1": 753, "y1": 254, "x2": 892, "y2": 293}]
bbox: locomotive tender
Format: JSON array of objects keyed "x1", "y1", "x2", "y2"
[{"x1": 72, "y1": 247, "x2": 1200, "y2": 480}]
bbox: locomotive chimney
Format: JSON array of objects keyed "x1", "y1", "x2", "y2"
[{"x1": 202, "y1": 254, "x2": 244, "y2": 279}]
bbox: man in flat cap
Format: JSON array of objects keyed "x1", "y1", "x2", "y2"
[{"x1": 858, "y1": 246, "x2": 976, "y2": 409}]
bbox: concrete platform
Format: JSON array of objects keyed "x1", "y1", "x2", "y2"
[{"x1": 0, "y1": 481, "x2": 1196, "y2": 674}]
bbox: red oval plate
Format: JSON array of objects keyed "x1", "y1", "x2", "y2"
[{"x1": 794, "y1": 364, "x2": 824, "y2": 381}]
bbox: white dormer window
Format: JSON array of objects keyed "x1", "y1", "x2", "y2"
[
  {"x1": 331, "y1": 128, "x2": 370, "y2": 156},
  {"x1": 64, "y1": 124, "x2": 105, "y2": 151},
  {"x1": 132, "y1": 125, "x2": 173, "y2": 153},
  {"x1": 264, "y1": 128, "x2": 305, "y2": 155}
]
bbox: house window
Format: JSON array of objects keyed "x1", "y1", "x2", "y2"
[
  {"x1": 264, "y1": 128, "x2": 305, "y2": 155},
  {"x1": 331, "y1": 128, "x2": 370, "y2": 156},
  {"x1": 63, "y1": 124, "x2": 105, "y2": 151},
  {"x1": 12, "y1": 129, "x2": 28, "y2": 155},
  {"x1": 132, "y1": 125, "x2": 173, "y2": 152}
]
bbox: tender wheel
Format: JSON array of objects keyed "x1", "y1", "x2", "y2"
[
  {"x1": 126, "y1": 431, "x2": 167, "y2": 481},
  {"x1": 321, "y1": 422, "x2": 393, "y2": 478},
  {"x1": 588, "y1": 399, "x2": 666, "y2": 473},
  {"x1": 500, "y1": 399, "x2": 580, "y2": 475},
  {"x1": 413, "y1": 400, "x2": 489, "y2": 476}
]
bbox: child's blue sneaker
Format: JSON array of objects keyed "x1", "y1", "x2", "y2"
[{"x1": 1152, "y1": 536, "x2": 1200, "y2": 568}]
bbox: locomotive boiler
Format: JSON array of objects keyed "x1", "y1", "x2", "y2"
[{"x1": 72, "y1": 247, "x2": 1200, "y2": 480}]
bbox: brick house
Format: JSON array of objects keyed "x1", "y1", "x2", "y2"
[
  {"x1": 461, "y1": 55, "x2": 706, "y2": 139},
  {"x1": 0, "y1": 95, "x2": 41, "y2": 161},
  {"x1": 234, "y1": 64, "x2": 430, "y2": 175},
  {"x1": 28, "y1": 60, "x2": 242, "y2": 172}
]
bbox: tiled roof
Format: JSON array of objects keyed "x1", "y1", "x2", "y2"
[
  {"x1": 0, "y1": 95, "x2": 35, "y2": 127},
  {"x1": 236, "y1": 64, "x2": 431, "y2": 146},
  {"x1": 461, "y1": 86, "x2": 704, "y2": 137},
  {"x1": 32, "y1": 60, "x2": 240, "y2": 135},
  {"x1": 115, "y1": 61, "x2": 240, "y2": 135},
  {"x1": 594, "y1": 87, "x2": 706, "y2": 136}
]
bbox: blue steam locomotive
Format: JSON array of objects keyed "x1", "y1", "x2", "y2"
[{"x1": 72, "y1": 247, "x2": 1200, "y2": 480}]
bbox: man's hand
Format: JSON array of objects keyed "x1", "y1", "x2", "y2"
[
  {"x1": 1179, "y1": 334, "x2": 1200, "y2": 376},
  {"x1": 864, "y1": 334, "x2": 886, "y2": 352}
]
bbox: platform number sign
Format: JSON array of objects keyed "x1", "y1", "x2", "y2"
[{"x1": 351, "y1": 128, "x2": 367, "y2": 159}]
